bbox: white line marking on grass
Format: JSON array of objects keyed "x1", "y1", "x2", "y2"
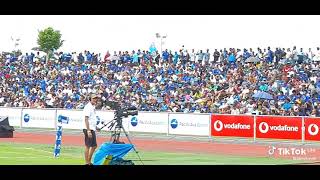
[
  {"x1": 0, "y1": 157, "x2": 41, "y2": 159},
  {"x1": 23, "y1": 147, "x2": 81, "y2": 159},
  {"x1": 24, "y1": 147, "x2": 53, "y2": 154}
]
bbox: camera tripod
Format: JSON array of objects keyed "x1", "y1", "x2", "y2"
[{"x1": 99, "y1": 116, "x2": 144, "y2": 165}]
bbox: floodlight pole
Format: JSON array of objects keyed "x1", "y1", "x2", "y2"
[
  {"x1": 156, "y1": 33, "x2": 167, "y2": 67},
  {"x1": 156, "y1": 33, "x2": 167, "y2": 54}
]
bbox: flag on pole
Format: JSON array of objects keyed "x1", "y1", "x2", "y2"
[{"x1": 54, "y1": 115, "x2": 70, "y2": 157}]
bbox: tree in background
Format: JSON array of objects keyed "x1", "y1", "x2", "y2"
[{"x1": 37, "y1": 27, "x2": 64, "y2": 63}]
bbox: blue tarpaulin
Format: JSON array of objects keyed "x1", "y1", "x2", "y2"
[
  {"x1": 93, "y1": 143, "x2": 134, "y2": 165},
  {"x1": 252, "y1": 91, "x2": 273, "y2": 100}
]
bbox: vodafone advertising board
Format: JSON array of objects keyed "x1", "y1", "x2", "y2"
[
  {"x1": 256, "y1": 116, "x2": 302, "y2": 140},
  {"x1": 211, "y1": 115, "x2": 254, "y2": 137},
  {"x1": 304, "y1": 117, "x2": 320, "y2": 141}
]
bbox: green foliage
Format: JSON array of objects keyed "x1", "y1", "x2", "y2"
[{"x1": 37, "y1": 27, "x2": 64, "y2": 53}]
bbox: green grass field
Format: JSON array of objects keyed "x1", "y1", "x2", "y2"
[{"x1": 0, "y1": 142, "x2": 307, "y2": 165}]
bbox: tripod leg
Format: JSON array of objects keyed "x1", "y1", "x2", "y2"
[
  {"x1": 109, "y1": 131, "x2": 114, "y2": 142},
  {"x1": 119, "y1": 125, "x2": 134, "y2": 145},
  {"x1": 110, "y1": 126, "x2": 118, "y2": 143},
  {"x1": 110, "y1": 126, "x2": 122, "y2": 144},
  {"x1": 119, "y1": 124, "x2": 144, "y2": 165},
  {"x1": 116, "y1": 127, "x2": 121, "y2": 143}
]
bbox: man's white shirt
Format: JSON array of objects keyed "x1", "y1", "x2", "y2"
[{"x1": 83, "y1": 102, "x2": 97, "y2": 131}]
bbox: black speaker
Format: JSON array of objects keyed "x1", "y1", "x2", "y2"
[
  {"x1": 0, "y1": 116, "x2": 10, "y2": 126},
  {"x1": 0, "y1": 116, "x2": 14, "y2": 138}
]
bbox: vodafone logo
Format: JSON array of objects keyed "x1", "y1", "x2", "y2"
[
  {"x1": 213, "y1": 120, "x2": 223, "y2": 132},
  {"x1": 258, "y1": 122, "x2": 299, "y2": 133},
  {"x1": 213, "y1": 120, "x2": 250, "y2": 132},
  {"x1": 308, "y1": 124, "x2": 319, "y2": 136},
  {"x1": 259, "y1": 122, "x2": 269, "y2": 133}
]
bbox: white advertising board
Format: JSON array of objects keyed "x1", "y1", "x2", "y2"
[
  {"x1": 22, "y1": 109, "x2": 56, "y2": 128},
  {"x1": 128, "y1": 112, "x2": 168, "y2": 133},
  {"x1": 0, "y1": 107, "x2": 22, "y2": 127},
  {"x1": 168, "y1": 113, "x2": 210, "y2": 136}
]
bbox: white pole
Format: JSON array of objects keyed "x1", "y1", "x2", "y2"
[
  {"x1": 54, "y1": 109, "x2": 58, "y2": 130},
  {"x1": 167, "y1": 113, "x2": 169, "y2": 136},
  {"x1": 209, "y1": 114, "x2": 211, "y2": 139},
  {"x1": 159, "y1": 37, "x2": 162, "y2": 67},
  {"x1": 302, "y1": 116, "x2": 305, "y2": 143},
  {"x1": 20, "y1": 107, "x2": 23, "y2": 129},
  {"x1": 160, "y1": 37, "x2": 163, "y2": 55},
  {"x1": 253, "y1": 115, "x2": 256, "y2": 142}
]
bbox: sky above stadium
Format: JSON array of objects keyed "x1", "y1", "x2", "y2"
[{"x1": 0, "y1": 15, "x2": 319, "y2": 53}]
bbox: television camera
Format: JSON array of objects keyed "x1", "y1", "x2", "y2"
[{"x1": 97, "y1": 100, "x2": 138, "y2": 143}]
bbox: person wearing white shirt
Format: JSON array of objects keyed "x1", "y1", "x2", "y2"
[
  {"x1": 72, "y1": 52, "x2": 78, "y2": 63},
  {"x1": 236, "y1": 49, "x2": 242, "y2": 61},
  {"x1": 246, "y1": 101, "x2": 254, "y2": 114},
  {"x1": 286, "y1": 48, "x2": 292, "y2": 60},
  {"x1": 190, "y1": 49, "x2": 196, "y2": 63},
  {"x1": 314, "y1": 47, "x2": 320, "y2": 61},
  {"x1": 231, "y1": 106, "x2": 240, "y2": 115},
  {"x1": 307, "y1": 48, "x2": 313, "y2": 62},
  {"x1": 82, "y1": 93, "x2": 99, "y2": 165}
]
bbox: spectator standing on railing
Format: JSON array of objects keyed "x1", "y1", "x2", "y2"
[
  {"x1": 197, "y1": 50, "x2": 203, "y2": 64},
  {"x1": 213, "y1": 49, "x2": 220, "y2": 63}
]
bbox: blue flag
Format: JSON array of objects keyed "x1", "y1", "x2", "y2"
[{"x1": 149, "y1": 43, "x2": 157, "y2": 54}]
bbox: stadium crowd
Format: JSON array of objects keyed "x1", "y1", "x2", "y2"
[{"x1": 0, "y1": 46, "x2": 320, "y2": 117}]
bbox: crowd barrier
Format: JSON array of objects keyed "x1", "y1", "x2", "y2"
[{"x1": 0, "y1": 107, "x2": 319, "y2": 142}]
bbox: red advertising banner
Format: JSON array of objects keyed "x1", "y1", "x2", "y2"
[
  {"x1": 304, "y1": 117, "x2": 320, "y2": 141},
  {"x1": 211, "y1": 115, "x2": 254, "y2": 137},
  {"x1": 256, "y1": 116, "x2": 302, "y2": 140}
]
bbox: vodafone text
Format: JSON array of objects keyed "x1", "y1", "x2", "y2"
[
  {"x1": 214, "y1": 120, "x2": 250, "y2": 131},
  {"x1": 259, "y1": 122, "x2": 298, "y2": 133}
]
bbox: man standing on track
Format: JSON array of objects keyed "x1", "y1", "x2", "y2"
[{"x1": 83, "y1": 93, "x2": 99, "y2": 165}]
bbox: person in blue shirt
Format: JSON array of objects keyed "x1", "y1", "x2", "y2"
[
  {"x1": 140, "y1": 103, "x2": 149, "y2": 111},
  {"x1": 132, "y1": 52, "x2": 138, "y2": 64},
  {"x1": 160, "y1": 103, "x2": 168, "y2": 111},
  {"x1": 162, "y1": 49, "x2": 169, "y2": 62},
  {"x1": 242, "y1": 49, "x2": 251, "y2": 60},
  {"x1": 277, "y1": 92, "x2": 286, "y2": 101},
  {"x1": 24, "y1": 84, "x2": 30, "y2": 97},
  {"x1": 30, "y1": 52, "x2": 35, "y2": 62},
  {"x1": 86, "y1": 51, "x2": 92, "y2": 62},
  {"x1": 173, "y1": 52, "x2": 179, "y2": 65},
  {"x1": 40, "y1": 80, "x2": 46, "y2": 93},
  {"x1": 65, "y1": 100, "x2": 73, "y2": 109},
  {"x1": 78, "y1": 53, "x2": 84, "y2": 64},
  {"x1": 282, "y1": 100, "x2": 292, "y2": 111},
  {"x1": 24, "y1": 53, "x2": 29, "y2": 63},
  {"x1": 228, "y1": 52, "x2": 236, "y2": 64},
  {"x1": 267, "y1": 47, "x2": 274, "y2": 64},
  {"x1": 64, "y1": 53, "x2": 72, "y2": 62}
]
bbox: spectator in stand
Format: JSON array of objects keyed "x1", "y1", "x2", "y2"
[
  {"x1": 213, "y1": 49, "x2": 220, "y2": 63},
  {"x1": 197, "y1": 50, "x2": 203, "y2": 64}
]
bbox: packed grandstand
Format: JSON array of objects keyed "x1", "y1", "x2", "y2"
[{"x1": 0, "y1": 46, "x2": 320, "y2": 117}]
